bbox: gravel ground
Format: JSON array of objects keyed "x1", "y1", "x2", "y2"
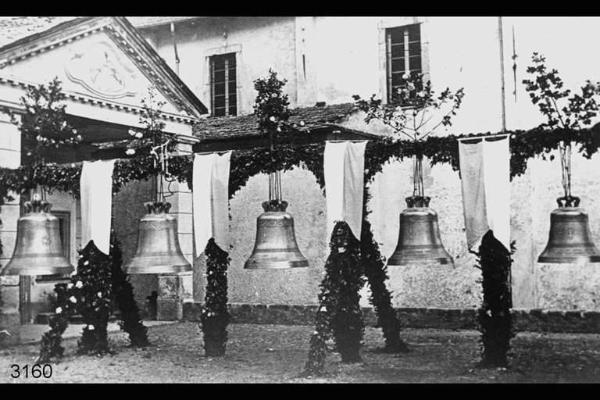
[{"x1": 1, "y1": 322, "x2": 600, "y2": 383}]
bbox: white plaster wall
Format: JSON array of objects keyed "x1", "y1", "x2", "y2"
[{"x1": 149, "y1": 17, "x2": 298, "y2": 116}]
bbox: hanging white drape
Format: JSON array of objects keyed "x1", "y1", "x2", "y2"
[
  {"x1": 192, "y1": 151, "x2": 232, "y2": 255},
  {"x1": 458, "y1": 134, "x2": 511, "y2": 250},
  {"x1": 80, "y1": 159, "x2": 116, "y2": 255},
  {"x1": 323, "y1": 140, "x2": 368, "y2": 239}
]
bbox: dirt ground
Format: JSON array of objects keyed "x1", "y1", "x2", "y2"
[{"x1": 1, "y1": 322, "x2": 600, "y2": 383}]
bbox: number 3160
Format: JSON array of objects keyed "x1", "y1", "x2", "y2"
[{"x1": 10, "y1": 364, "x2": 53, "y2": 379}]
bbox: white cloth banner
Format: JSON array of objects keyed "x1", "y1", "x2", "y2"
[
  {"x1": 192, "y1": 151, "x2": 232, "y2": 255},
  {"x1": 80, "y1": 159, "x2": 116, "y2": 255},
  {"x1": 458, "y1": 135, "x2": 511, "y2": 250},
  {"x1": 323, "y1": 140, "x2": 368, "y2": 239}
]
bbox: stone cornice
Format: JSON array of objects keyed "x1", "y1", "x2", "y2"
[
  {"x1": 0, "y1": 75, "x2": 199, "y2": 125},
  {"x1": 0, "y1": 17, "x2": 207, "y2": 119}
]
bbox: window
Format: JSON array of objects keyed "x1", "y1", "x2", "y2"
[
  {"x1": 386, "y1": 24, "x2": 423, "y2": 104},
  {"x1": 209, "y1": 52, "x2": 237, "y2": 117}
]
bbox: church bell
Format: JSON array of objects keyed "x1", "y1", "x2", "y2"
[
  {"x1": 538, "y1": 197, "x2": 600, "y2": 263},
  {"x1": 1, "y1": 196, "x2": 73, "y2": 276},
  {"x1": 387, "y1": 196, "x2": 453, "y2": 266},
  {"x1": 124, "y1": 201, "x2": 192, "y2": 274},
  {"x1": 244, "y1": 201, "x2": 309, "y2": 269}
]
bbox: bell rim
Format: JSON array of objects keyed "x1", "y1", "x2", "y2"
[
  {"x1": 0, "y1": 263, "x2": 74, "y2": 276},
  {"x1": 123, "y1": 263, "x2": 192, "y2": 275},
  {"x1": 244, "y1": 258, "x2": 309, "y2": 269},
  {"x1": 387, "y1": 256, "x2": 453, "y2": 266},
  {"x1": 537, "y1": 255, "x2": 600, "y2": 263}
]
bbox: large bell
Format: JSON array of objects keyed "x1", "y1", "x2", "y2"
[
  {"x1": 244, "y1": 200, "x2": 309, "y2": 269},
  {"x1": 538, "y1": 198, "x2": 600, "y2": 263},
  {"x1": 124, "y1": 201, "x2": 192, "y2": 274},
  {"x1": 388, "y1": 196, "x2": 453, "y2": 266},
  {"x1": 1, "y1": 197, "x2": 73, "y2": 276}
]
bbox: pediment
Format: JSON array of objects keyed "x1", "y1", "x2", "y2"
[{"x1": 0, "y1": 17, "x2": 207, "y2": 120}]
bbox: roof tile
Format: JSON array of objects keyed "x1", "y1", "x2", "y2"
[{"x1": 193, "y1": 103, "x2": 357, "y2": 140}]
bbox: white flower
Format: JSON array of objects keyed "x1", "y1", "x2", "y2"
[
  {"x1": 271, "y1": 93, "x2": 279, "y2": 98},
  {"x1": 320, "y1": 306, "x2": 327, "y2": 312},
  {"x1": 72, "y1": 129, "x2": 78, "y2": 134},
  {"x1": 338, "y1": 247, "x2": 346, "y2": 253},
  {"x1": 97, "y1": 291, "x2": 102, "y2": 298},
  {"x1": 135, "y1": 132, "x2": 143, "y2": 139},
  {"x1": 84, "y1": 260, "x2": 89, "y2": 266},
  {"x1": 75, "y1": 281, "x2": 83, "y2": 288},
  {"x1": 402, "y1": 72, "x2": 410, "y2": 80},
  {"x1": 128, "y1": 129, "x2": 137, "y2": 136},
  {"x1": 87, "y1": 325, "x2": 95, "y2": 331},
  {"x1": 269, "y1": 116, "x2": 276, "y2": 122},
  {"x1": 67, "y1": 283, "x2": 73, "y2": 289},
  {"x1": 55, "y1": 307, "x2": 63, "y2": 314},
  {"x1": 126, "y1": 148, "x2": 136, "y2": 156},
  {"x1": 299, "y1": 121, "x2": 305, "y2": 127},
  {"x1": 69, "y1": 296, "x2": 77, "y2": 303}
]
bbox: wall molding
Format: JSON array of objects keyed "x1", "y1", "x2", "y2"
[{"x1": 183, "y1": 302, "x2": 600, "y2": 334}]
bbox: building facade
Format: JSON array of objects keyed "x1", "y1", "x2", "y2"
[
  {"x1": 136, "y1": 16, "x2": 600, "y2": 312},
  {"x1": 2, "y1": 17, "x2": 600, "y2": 331}
]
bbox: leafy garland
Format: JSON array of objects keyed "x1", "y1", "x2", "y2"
[
  {"x1": 474, "y1": 231, "x2": 515, "y2": 368},
  {"x1": 200, "y1": 238, "x2": 230, "y2": 357},
  {"x1": 3, "y1": 125, "x2": 599, "y2": 209}
]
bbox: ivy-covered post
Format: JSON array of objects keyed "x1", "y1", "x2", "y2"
[
  {"x1": 73, "y1": 241, "x2": 113, "y2": 356},
  {"x1": 200, "y1": 238, "x2": 230, "y2": 357},
  {"x1": 361, "y1": 219, "x2": 409, "y2": 353},
  {"x1": 360, "y1": 182, "x2": 409, "y2": 353},
  {"x1": 475, "y1": 230, "x2": 514, "y2": 368},
  {"x1": 303, "y1": 221, "x2": 365, "y2": 375},
  {"x1": 330, "y1": 222, "x2": 365, "y2": 363},
  {"x1": 303, "y1": 288, "x2": 334, "y2": 376},
  {"x1": 109, "y1": 232, "x2": 149, "y2": 347},
  {"x1": 37, "y1": 283, "x2": 72, "y2": 362}
]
